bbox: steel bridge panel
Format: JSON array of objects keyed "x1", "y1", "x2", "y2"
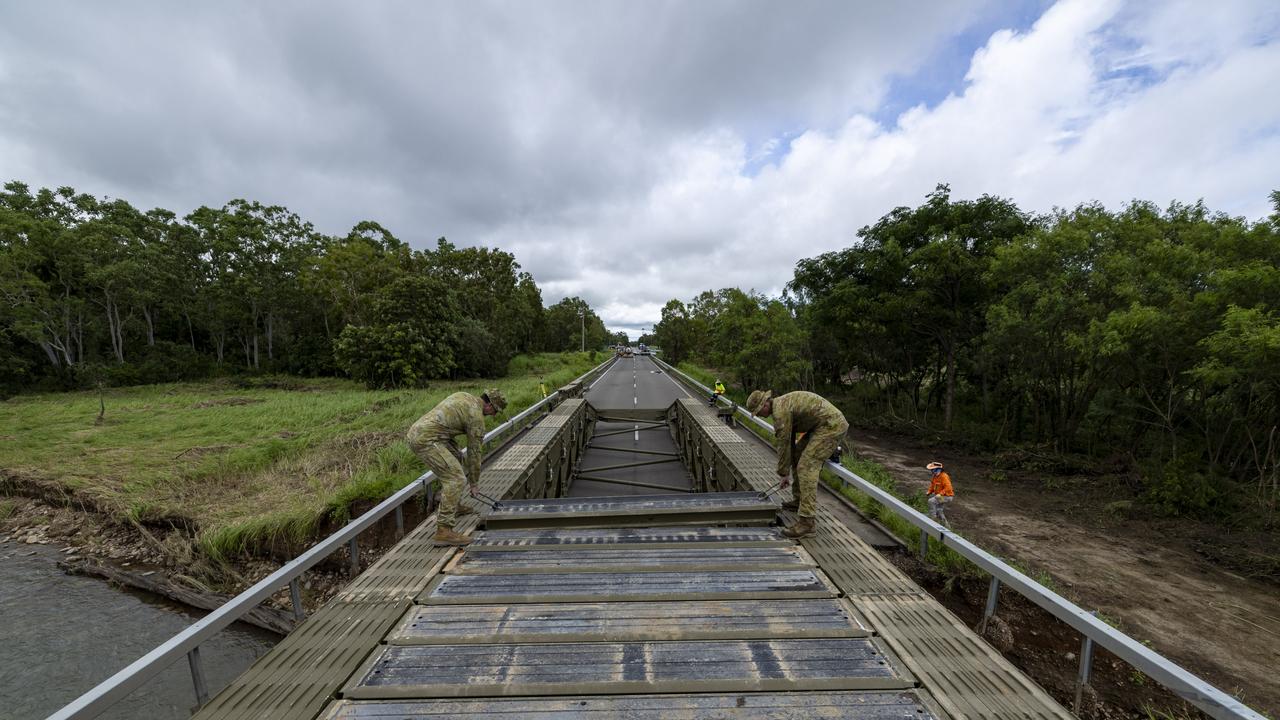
[
  {"x1": 420, "y1": 569, "x2": 838, "y2": 604},
  {"x1": 342, "y1": 637, "x2": 914, "y2": 699},
  {"x1": 388, "y1": 598, "x2": 869, "y2": 645},
  {"x1": 321, "y1": 690, "x2": 945, "y2": 720},
  {"x1": 466, "y1": 525, "x2": 790, "y2": 551},
  {"x1": 447, "y1": 545, "x2": 816, "y2": 575}
]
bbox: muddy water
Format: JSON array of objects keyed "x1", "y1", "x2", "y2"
[{"x1": 0, "y1": 541, "x2": 277, "y2": 720}]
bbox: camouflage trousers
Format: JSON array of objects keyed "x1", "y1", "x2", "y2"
[
  {"x1": 790, "y1": 421, "x2": 848, "y2": 518},
  {"x1": 411, "y1": 441, "x2": 467, "y2": 528}
]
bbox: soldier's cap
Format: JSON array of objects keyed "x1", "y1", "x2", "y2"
[
  {"x1": 482, "y1": 388, "x2": 507, "y2": 412},
  {"x1": 926, "y1": 461, "x2": 944, "y2": 471},
  {"x1": 746, "y1": 390, "x2": 773, "y2": 415}
]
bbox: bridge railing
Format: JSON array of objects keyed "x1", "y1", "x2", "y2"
[
  {"x1": 653, "y1": 356, "x2": 1264, "y2": 720},
  {"x1": 48, "y1": 356, "x2": 616, "y2": 720}
]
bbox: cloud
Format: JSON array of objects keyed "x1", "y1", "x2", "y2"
[{"x1": 1, "y1": 1, "x2": 1277, "y2": 335}]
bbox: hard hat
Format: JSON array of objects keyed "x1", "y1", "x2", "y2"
[
  {"x1": 746, "y1": 390, "x2": 773, "y2": 415},
  {"x1": 483, "y1": 388, "x2": 507, "y2": 412},
  {"x1": 926, "y1": 461, "x2": 944, "y2": 471}
]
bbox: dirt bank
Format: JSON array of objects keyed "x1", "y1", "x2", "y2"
[
  {"x1": 0, "y1": 492, "x2": 426, "y2": 629},
  {"x1": 850, "y1": 427, "x2": 1280, "y2": 718}
]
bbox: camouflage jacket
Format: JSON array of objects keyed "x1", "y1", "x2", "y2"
[
  {"x1": 771, "y1": 391, "x2": 848, "y2": 475},
  {"x1": 408, "y1": 392, "x2": 486, "y2": 485}
]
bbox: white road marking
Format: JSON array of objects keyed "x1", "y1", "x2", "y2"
[
  {"x1": 656, "y1": 360, "x2": 696, "y2": 399},
  {"x1": 587, "y1": 358, "x2": 620, "y2": 391}
]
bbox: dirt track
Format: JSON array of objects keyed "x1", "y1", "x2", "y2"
[{"x1": 850, "y1": 428, "x2": 1280, "y2": 717}]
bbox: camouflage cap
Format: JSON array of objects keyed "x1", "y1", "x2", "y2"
[
  {"x1": 746, "y1": 389, "x2": 773, "y2": 415},
  {"x1": 482, "y1": 388, "x2": 507, "y2": 412}
]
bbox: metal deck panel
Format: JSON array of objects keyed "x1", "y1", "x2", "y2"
[
  {"x1": 421, "y1": 569, "x2": 838, "y2": 604},
  {"x1": 447, "y1": 545, "x2": 817, "y2": 574},
  {"x1": 342, "y1": 638, "x2": 914, "y2": 699},
  {"x1": 389, "y1": 598, "x2": 869, "y2": 644},
  {"x1": 467, "y1": 525, "x2": 790, "y2": 550},
  {"x1": 322, "y1": 690, "x2": 945, "y2": 719},
  {"x1": 483, "y1": 492, "x2": 777, "y2": 529},
  {"x1": 858, "y1": 593, "x2": 1072, "y2": 719},
  {"x1": 192, "y1": 600, "x2": 408, "y2": 720}
]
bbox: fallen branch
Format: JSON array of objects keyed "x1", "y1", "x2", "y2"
[{"x1": 58, "y1": 558, "x2": 295, "y2": 635}]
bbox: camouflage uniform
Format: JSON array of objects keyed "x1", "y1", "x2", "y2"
[
  {"x1": 771, "y1": 391, "x2": 849, "y2": 518},
  {"x1": 406, "y1": 392, "x2": 486, "y2": 528}
]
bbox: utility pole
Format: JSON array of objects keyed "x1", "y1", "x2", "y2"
[{"x1": 578, "y1": 308, "x2": 585, "y2": 352}]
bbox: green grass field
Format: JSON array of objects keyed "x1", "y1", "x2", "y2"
[{"x1": 0, "y1": 352, "x2": 599, "y2": 560}]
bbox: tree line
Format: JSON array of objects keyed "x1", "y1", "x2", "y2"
[
  {"x1": 654, "y1": 185, "x2": 1280, "y2": 518},
  {"x1": 0, "y1": 181, "x2": 614, "y2": 392}
]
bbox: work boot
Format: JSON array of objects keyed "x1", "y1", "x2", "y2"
[
  {"x1": 432, "y1": 525, "x2": 472, "y2": 547},
  {"x1": 782, "y1": 516, "x2": 817, "y2": 539},
  {"x1": 781, "y1": 498, "x2": 800, "y2": 512}
]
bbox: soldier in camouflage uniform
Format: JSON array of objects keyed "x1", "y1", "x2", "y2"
[
  {"x1": 407, "y1": 388, "x2": 507, "y2": 546},
  {"x1": 746, "y1": 389, "x2": 848, "y2": 538}
]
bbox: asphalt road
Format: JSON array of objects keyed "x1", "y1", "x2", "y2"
[{"x1": 569, "y1": 355, "x2": 697, "y2": 497}]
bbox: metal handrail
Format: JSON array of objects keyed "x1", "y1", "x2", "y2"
[
  {"x1": 654, "y1": 356, "x2": 1264, "y2": 720},
  {"x1": 49, "y1": 356, "x2": 616, "y2": 720}
]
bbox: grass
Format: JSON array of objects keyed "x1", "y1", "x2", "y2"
[
  {"x1": 0, "y1": 499, "x2": 15, "y2": 521},
  {"x1": 0, "y1": 352, "x2": 599, "y2": 561}
]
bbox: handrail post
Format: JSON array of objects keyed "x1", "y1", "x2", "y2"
[
  {"x1": 1075, "y1": 612, "x2": 1098, "y2": 712},
  {"x1": 348, "y1": 537, "x2": 359, "y2": 576},
  {"x1": 187, "y1": 646, "x2": 208, "y2": 708},
  {"x1": 918, "y1": 527, "x2": 928, "y2": 561},
  {"x1": 978, "y1": 576, "x2": 1000, "y2": 633},
  {"x1": 394, "y1": 505, "x2": 404, "y2": 538},
  {"x1": 289, "y1": 578, "x2": 305, "y2": 622}
]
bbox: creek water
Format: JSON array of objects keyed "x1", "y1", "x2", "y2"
[{"x1": 0, "y1": 540, "x2": 278, "y2": 720}]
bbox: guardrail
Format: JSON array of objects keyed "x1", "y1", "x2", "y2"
[
  {"x1": 653, "y1": 356, "x2": 1264, "y2": 720},
  {"x1": 48, "y1": 356, "x2": 616, "y2": 720}
]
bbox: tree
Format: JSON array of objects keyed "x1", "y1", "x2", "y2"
[{"x1": 334, "y1": 275, "x2": 460, "y2": 388}]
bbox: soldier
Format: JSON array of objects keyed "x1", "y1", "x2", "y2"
[
  {"x1": 746, "y1": 389, "x2": 848, "y2": 539},
  {"x1": 407, "y1": 388, "x2": 507, "y2": 546}
]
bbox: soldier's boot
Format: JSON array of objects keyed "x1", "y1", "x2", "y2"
[
  {"x1": 433, "y1": 525, "x2": 472, "y2": 547},
  {"x1": 781, "y1": 497, "x2": 800, "y2": 512},
  {"x1": 782, "y1": 516, "x2": 817, "y2": 539}
]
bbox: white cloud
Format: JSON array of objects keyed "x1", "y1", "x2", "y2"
[
  {"x1": 494, "y1": 0, "x2": 1280, "y2": 330},
  {"x1": 1, "y1": 1, "x2": 1277, "y2": 334}
]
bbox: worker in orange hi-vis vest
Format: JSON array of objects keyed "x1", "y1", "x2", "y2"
[{"x1": 925, "y1": 461, "x2": 954, "y2": 528}]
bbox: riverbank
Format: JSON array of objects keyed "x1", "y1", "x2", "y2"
[{"x1": 0, "y1": 353, "x2": 598, "y2": 613}]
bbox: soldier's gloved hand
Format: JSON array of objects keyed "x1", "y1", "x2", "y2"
[
  {"x1": 779, "y1": 474, "x2": 791, "y2": 490},
  {"x1": 469, "y1": 484, "x2": 479, "y2": 498}
]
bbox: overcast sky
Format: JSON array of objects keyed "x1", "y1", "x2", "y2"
[{"x1": 2, "y1": 0, "x2": 1278, "y2": 337}]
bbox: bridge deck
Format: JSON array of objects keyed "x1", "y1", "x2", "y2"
[{"x1": 196, "y1": 389, "x2": 1070, "y2": 720}]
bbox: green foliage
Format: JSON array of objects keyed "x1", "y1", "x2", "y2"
[
  {"x1": 654, "y1": 288, "x2": 807, "y2": 393},
  {"x1": 334, "y1": 275, "x2": 459, "y2": 388},
  {"x1": 0, "y1": 181, "x2": 613, "y2": 392},
  {"x1": 542, "y1": 296, "x2": 611, "y2": 352},
  {"x1": 659, "y1": 187, "x2": 1280, "y2": 519}
]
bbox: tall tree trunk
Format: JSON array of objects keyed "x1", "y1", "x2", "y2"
[
  {"x1": 944, "y1": 341, "x2": 956, "y2": 430},
  {"x1": 265, "y1": 313, "x2": 274, "y2": 360},
  {"x1": 186, "y1": 313, "x2": 196, "y2": 350},
  {"x1": 142, "y1": 306, "x2": 156, "y2": 346}
]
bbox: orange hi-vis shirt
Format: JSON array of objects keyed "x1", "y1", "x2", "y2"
[{"x1": 928, "y1": 472, "x2": 954, "y2": 497}]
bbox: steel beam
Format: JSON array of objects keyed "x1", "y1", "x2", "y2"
[
  {"x1": 578, "y1": 457, "x2": 681, "y2": 474},
  {"x1": 574, "y1": 474, "x2": 692, "y2": 493},
  {"x1": 585, "y1": 444, "x2": 679, "y2": 457}
]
